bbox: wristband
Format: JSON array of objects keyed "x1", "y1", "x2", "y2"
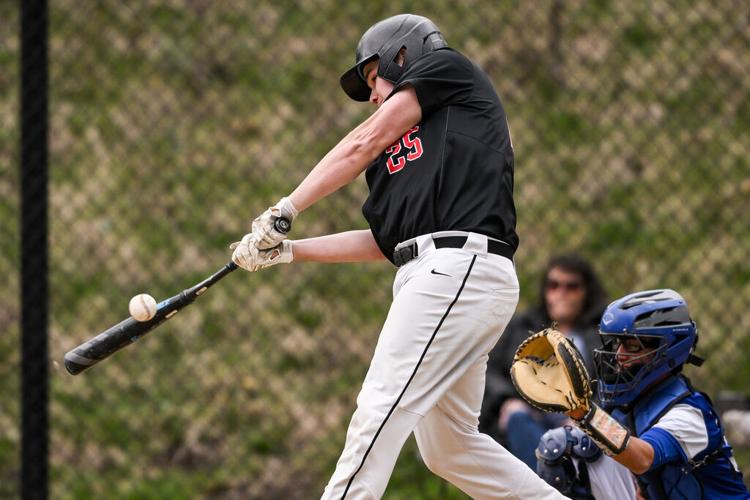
[{"x1": 578, "y1": 403, "x2": 630, "y2": 455}]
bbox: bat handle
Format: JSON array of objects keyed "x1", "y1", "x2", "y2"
[{"x1": 225, "y1": 218, "x2": 289, "y2": 272}]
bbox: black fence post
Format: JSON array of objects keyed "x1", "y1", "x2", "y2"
[{"x1": 20, "y1": 0, "x2": 49, "y2": 499}]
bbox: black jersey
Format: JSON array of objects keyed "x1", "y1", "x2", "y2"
[{"x1": 362, "y1": 48, "x2": 518, "y2": 264}]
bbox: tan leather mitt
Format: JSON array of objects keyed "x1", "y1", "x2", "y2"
[{"x1": 510, "y1": 328, "x2": 592, "y2": 414}]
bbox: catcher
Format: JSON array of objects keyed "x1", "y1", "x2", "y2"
[{"x1": 512, "y1": 289, "x2": 750, "y2": 499}]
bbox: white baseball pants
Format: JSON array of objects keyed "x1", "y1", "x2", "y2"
[{"x1": 322, "y1": 232, "x2": 565, "y2": 499}]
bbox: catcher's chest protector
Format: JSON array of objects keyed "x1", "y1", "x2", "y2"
[{"x1": 613, "y1": 376, "x2": 747, "y2": 499}]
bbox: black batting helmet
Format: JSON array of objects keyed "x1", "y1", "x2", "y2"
[{"x1": 340, "y1": 14, "x2": 447, "y2": 101}]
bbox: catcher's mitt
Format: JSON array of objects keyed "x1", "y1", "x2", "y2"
[
  {"x1": 510, "y1": 328, "x2": 592, "y2": 414},
  {"x1": 510, "y1": 328, "x2": 631, "y2": 455}
]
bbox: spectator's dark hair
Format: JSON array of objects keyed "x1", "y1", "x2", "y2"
[{"x1": 536, "y1": 253, "x2": 609, "y2": 328}]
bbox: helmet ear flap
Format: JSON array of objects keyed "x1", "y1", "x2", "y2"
[
  {"x1": 376, "y1": 44, "x2": 407, "y2": 83},
  {"x1": 377, "y1": 27, "x2": 447, "y2": 84},
  {"x1": 377, "y1": 30, "x2": 421, "y2": 83}
]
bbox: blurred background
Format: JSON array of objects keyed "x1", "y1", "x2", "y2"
[{"x1": 2, "y1": 0, "x2": 748, "y2": 498}]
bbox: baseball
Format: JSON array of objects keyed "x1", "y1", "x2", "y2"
[{"x1": 128, "y1": 293, "x2": 157, "y2": 322}]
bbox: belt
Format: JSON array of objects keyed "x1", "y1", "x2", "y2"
[{"x1": 392, "y1": 236, "x2": 514, "y2": 267}]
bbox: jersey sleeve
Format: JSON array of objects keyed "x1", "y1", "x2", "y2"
[
  {"x1": 641, "y1": 427, "x2": 688, "y2": 469},
  {"x1": 391, "y1": 49, "x2": 474, "y2": 117},
  {"x1": 640, "y1": 403, "x2": 710, "y2": 469}
]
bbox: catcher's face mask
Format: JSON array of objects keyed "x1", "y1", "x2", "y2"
[
  {"x1": 614, "y1": 337, "x2": 659, "y2": 368},
  {"x1": 594, "y1": 334, "x2": 668, "y2": 406}
]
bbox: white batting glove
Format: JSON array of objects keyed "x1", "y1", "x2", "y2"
[
  {"x1": 257, "y1": 239, "x2": 294, "y2": 268},
  {"x1": 251, "y1": 197, "x2": 298, "y2": 250},
  {"x1": 230, "y1": 234, "x2": 294, "y2": 272}
]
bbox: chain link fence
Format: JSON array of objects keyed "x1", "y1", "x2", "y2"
[{"x1": 2, "y1": 1, "x2": 748, "y2": 498}]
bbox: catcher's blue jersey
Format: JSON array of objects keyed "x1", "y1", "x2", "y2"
[{"x1": 614, "y1": 376, "x2": 749, "y2": 499}]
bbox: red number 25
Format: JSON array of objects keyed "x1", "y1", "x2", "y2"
[{"x1": 385, "y1": 126, "x2": 423, "y2": 174}]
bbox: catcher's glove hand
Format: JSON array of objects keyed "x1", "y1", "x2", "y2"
[
  {"x1": 510, "y1": 328, "x2": 592, "y2": 414},
  {"x1": 510, "y1": 327, "x2": 631, "y2": 456}
]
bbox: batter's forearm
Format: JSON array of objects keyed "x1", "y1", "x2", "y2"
[
  {"x1": 289, "y1": 87, "x2": 422, "y2": 212},
  {"x1": 292, "y1": 230, "x2": 386, "y2": 263},
  {"x1": 289, "y1": 134, "x2": 371, "y2": 212}
]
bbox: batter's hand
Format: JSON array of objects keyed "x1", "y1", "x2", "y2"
[
  {"x1": 252, "y1": 197, "x2": 299, "y2": 250},
  {"x1": 230, "y1": 234, "x2": 294, "y2": 272}
]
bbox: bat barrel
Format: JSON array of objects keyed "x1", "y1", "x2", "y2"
[
  {"x1": 64, "y1": 315, "x2": 162, "y2": 374},
  {"x1": 63, "y1": 262, "x2": 238, "y2": 375},
  {"x1": 63, "y1": 254, "x2": 255, "y2": 375},
  {"x1": 63, "y1": 354, "x2": 90, "y2": 375}
]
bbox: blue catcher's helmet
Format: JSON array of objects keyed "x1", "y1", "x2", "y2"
[{"x1": 595, "y1": 289, "x2": 703, "y2": 407}]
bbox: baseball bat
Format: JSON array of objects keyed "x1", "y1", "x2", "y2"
[{"x1": 63, "y1": 217, "x2": 291, "y2": 375}]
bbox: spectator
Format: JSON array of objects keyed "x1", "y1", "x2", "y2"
[{"x1": 479, "y1": 253, "x2": 608, "y2": 469}]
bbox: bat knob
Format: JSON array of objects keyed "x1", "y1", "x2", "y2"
[{"x1": 274, "y1": 217, "x2": 291, "y2": 234}]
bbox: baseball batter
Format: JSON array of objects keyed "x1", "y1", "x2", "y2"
[{"x1": 231, "y1": 14, "x2": 564, "y2": 499}]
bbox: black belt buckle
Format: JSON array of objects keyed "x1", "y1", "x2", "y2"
[{"x1": 393, "y1": 242, "x2": 418, "y2": 267}]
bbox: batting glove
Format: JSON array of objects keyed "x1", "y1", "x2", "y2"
[
  {"x1": 230, "y1": 235, "x2": 294, "y2": 272},
  {"x1": 251, "y1": 196, "x2": 298, "y2": 250}
]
